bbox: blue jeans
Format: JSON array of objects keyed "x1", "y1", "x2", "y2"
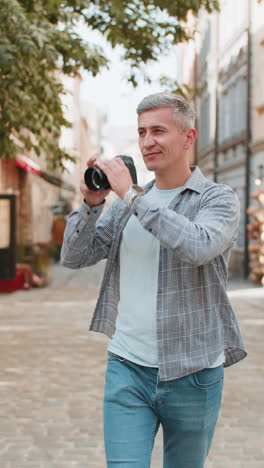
[{"x1": 104, "y1": 352, "x2": 224, "y2": 467}]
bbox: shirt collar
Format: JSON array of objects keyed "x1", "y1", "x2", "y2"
[{"x1": 183, "y1": 166, "x2": 208, "y2": 194}]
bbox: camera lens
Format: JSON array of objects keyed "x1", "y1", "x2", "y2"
[
  {"x1": 92, "y1": 168, "x2": 103, "y2": 190},
  {"x1": 84, "y1": 167, "x2": 110, "y2": 191}
]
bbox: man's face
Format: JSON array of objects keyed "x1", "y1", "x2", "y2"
[{"x1": 137, "y1": 106, "x2": 193, "y2": 173}]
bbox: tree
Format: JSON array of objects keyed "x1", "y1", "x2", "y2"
[{"x1": 0, "y1": 0, "x2": 219, "y2": 170}]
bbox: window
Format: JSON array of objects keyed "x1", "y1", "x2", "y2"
[{"x1": 219, "y1": 77, "x2": 247, "y2": 143}]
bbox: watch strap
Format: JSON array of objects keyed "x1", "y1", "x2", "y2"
[{"x1": 123, "y1": 185, "x2": 144, "y2": 208}]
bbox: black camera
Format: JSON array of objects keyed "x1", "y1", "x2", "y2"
[{"x1": 84, "y1": 155, "x2": 138, "y2": 191}]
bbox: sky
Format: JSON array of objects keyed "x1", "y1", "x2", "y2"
[{"x1": 80, "y1": 29, "x2": 179, "y2": 128}]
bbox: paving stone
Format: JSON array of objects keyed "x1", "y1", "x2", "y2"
[{"x1": 0, "y1": 264, "x2": 263, "y2": 467}]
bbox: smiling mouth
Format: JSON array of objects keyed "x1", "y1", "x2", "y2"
[{"x1": 144, "y1": 152, "x2": 161, "y2": 158}]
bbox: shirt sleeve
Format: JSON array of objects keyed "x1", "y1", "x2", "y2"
[
  {"x1": 60, "y1": 199, "x2": 116, "y2": 269},
  {"x1": 130, "y1": 184, "x2": 240, "y2": 266}
]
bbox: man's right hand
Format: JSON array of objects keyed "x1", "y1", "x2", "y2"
[{"x1": 80, "y1": 157, "x2": 111, "y2": 208}]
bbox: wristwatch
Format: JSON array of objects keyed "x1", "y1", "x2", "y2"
[{"x1": 123, "y1": 184, "x2": 145, "y2": 208}]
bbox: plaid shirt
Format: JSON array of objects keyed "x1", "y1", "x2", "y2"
[{"x1": 61, "y1": 167, "x2": 247, "y2": 381}]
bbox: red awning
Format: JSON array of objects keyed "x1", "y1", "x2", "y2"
[
  {"x1": 15, "y1": 155, "x2": 76, "y2": 193},
  {"x1": 15, "y1": 155, "x2": 41, "y2": 176}
]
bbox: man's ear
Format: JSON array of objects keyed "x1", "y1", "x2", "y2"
[{"x1": 183, "y1": 128, "x2": 197, "y2": 150}]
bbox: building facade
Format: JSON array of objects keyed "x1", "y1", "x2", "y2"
[{"x1": 179, "y1": 0, "x2": 264, "y2": 277}]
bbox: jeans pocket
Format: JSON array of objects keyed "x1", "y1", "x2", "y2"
[
  {"x1": 194, "y1": 365, "x2": 224, "y2": 389},
  {"x1": 108, "y1": 351, "x2": 127, "y2": 363}
]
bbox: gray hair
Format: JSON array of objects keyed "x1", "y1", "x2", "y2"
[{"x1": 136, "y1": 92, "x2": 195, "y2": 133}]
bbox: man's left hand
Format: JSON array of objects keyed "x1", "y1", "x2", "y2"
[{"x1": 95, "y1": 157, "x2": 133, "y2": 199}]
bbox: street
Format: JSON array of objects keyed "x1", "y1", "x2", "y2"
[{"x1": 0, "y1": 263, "x2": 263, "y2": 468}]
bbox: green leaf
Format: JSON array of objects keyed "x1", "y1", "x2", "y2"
[{"x1": 0, "y1": 0, "x2": 219, "y2": 169}]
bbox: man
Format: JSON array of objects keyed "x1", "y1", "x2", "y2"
[{"x1": 61, "y1": 93, "x2": 246, "y2": 467}]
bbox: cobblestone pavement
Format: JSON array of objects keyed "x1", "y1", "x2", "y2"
[{"x1": 0, "y1": 263, "x2": 263, "y2": 468}]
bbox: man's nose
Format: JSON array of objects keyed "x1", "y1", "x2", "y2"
[{"x1": 143, "y1": 132, "x2": 155, "y2": 148}]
